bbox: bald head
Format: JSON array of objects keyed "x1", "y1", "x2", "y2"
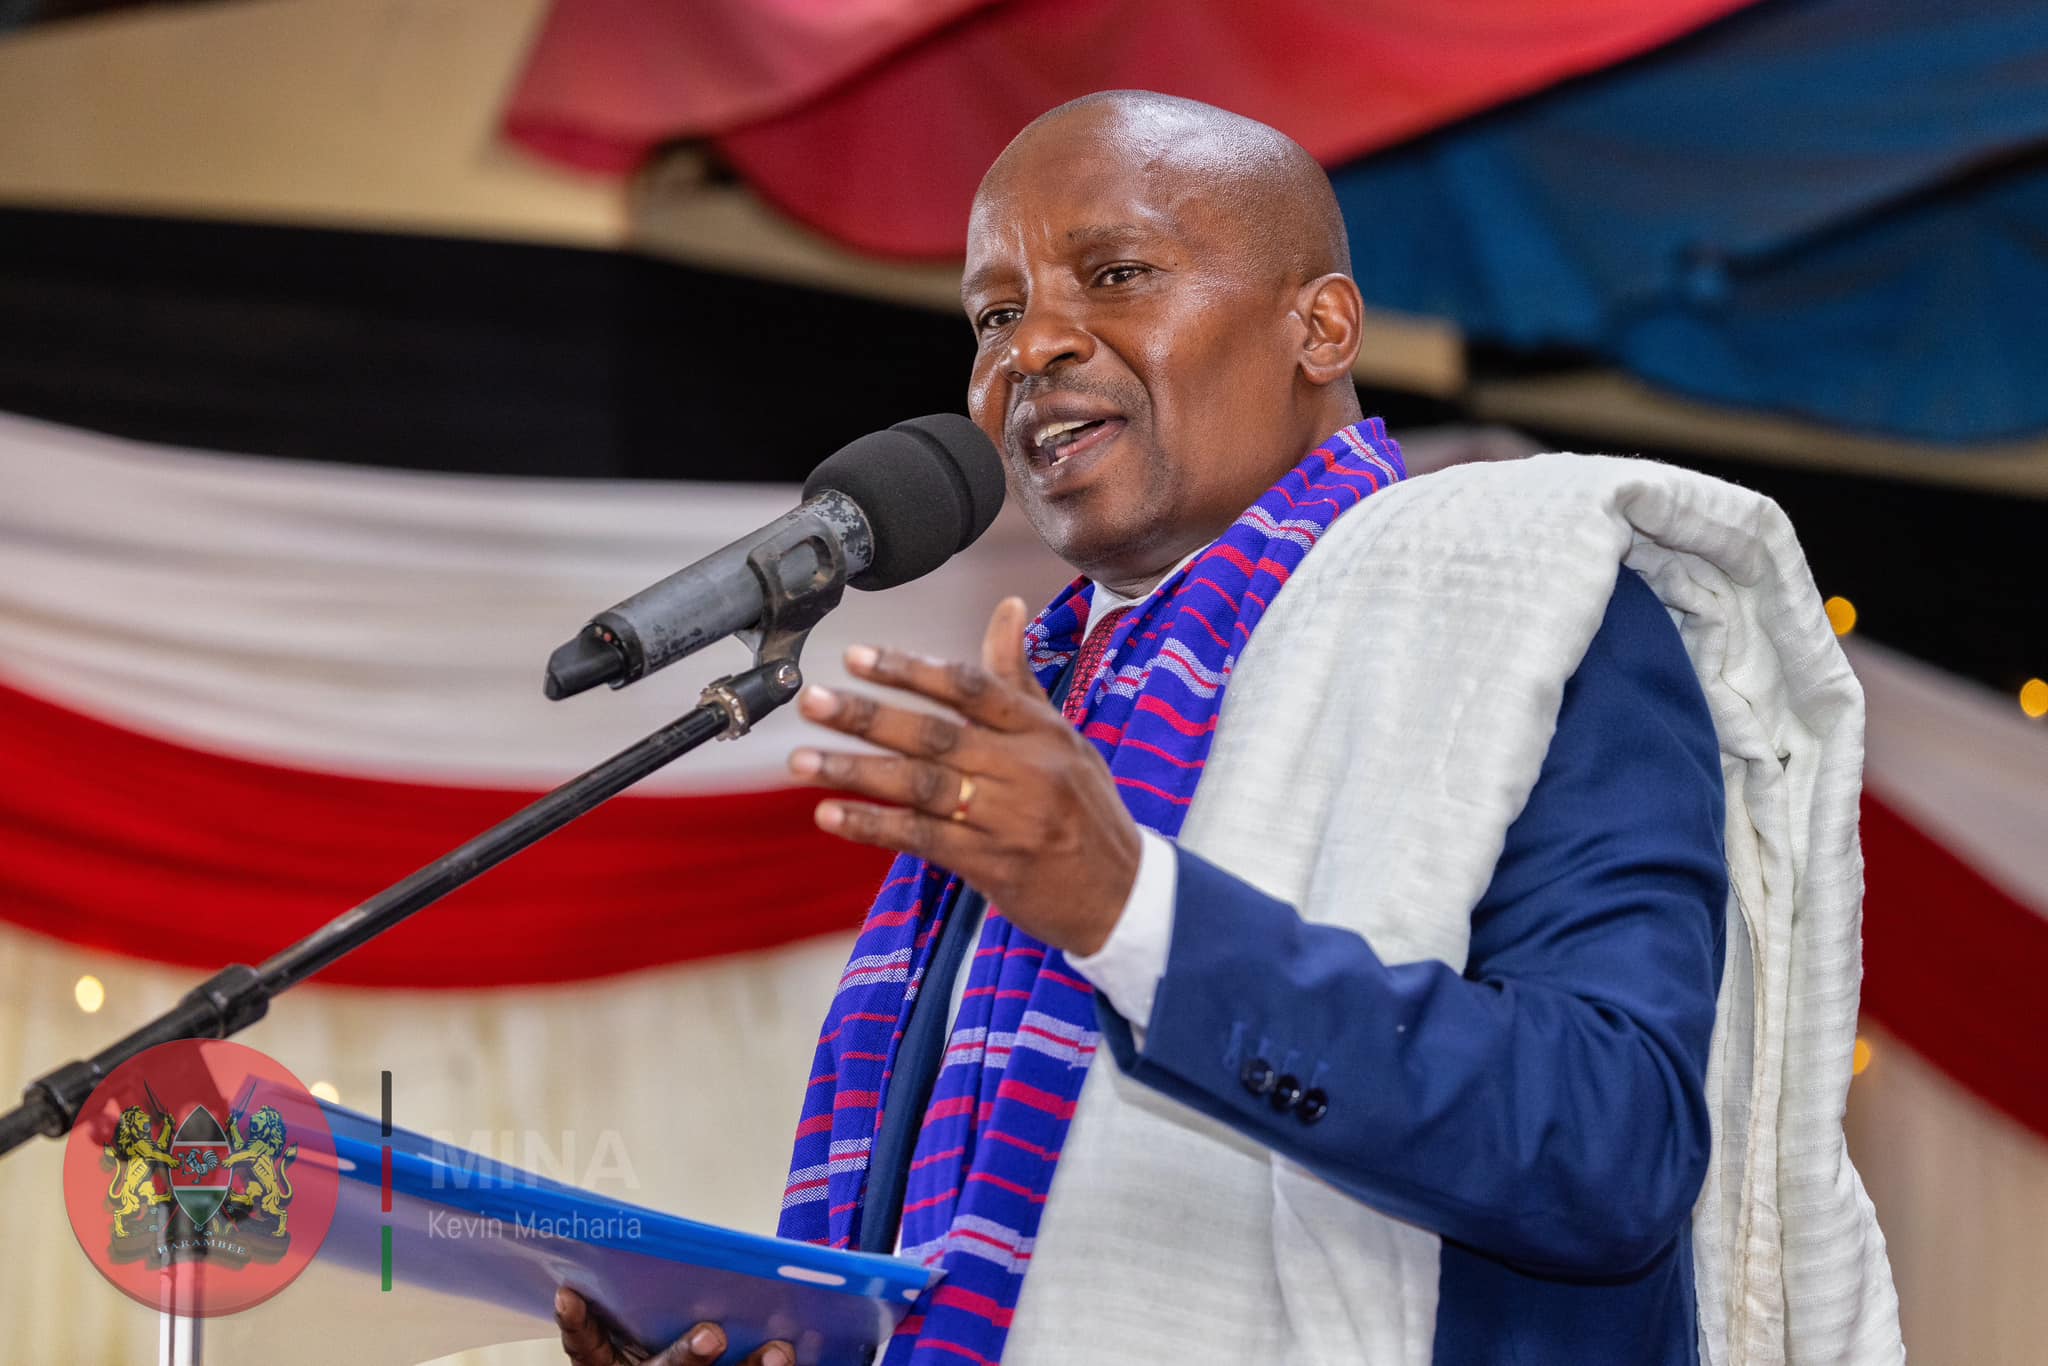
[
  {"x1": 981, "y1": 90, "x2": 1351, "y2": 285},
  {"x1": 962, "y1": 90, "x2": 1367, "y2": 594}
]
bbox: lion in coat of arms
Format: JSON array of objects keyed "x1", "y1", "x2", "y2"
[
  {"x1": 222, "y1": 1105, "x2": 297, "y2": 1237},
  {"x1": 103, "y1": 1105, "x2": 179, "y2": 1239}
]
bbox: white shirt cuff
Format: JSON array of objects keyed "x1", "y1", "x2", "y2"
[{"x1": 1067, "y1": 828, "x2": 1177, "y2": 1039}]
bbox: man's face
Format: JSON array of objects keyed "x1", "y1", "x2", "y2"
[{"x1": 963, "y1": 123, "x2": 1307, "y2": 588}]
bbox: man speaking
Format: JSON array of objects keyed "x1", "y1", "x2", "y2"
[{"x1": 560, "y1": 92, "x2": 1900, "y2": 1366}]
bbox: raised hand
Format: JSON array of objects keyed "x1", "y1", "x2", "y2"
[{"x1": 790, "y1": 596, "x2": 1141, "y2": 956}]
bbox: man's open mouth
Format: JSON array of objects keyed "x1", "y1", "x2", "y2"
[{"x1": 1029, "y1": 416, "x2": 1124, "y2": 466}]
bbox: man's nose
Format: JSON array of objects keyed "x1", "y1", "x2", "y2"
[{"x1": 1004, "y1": 303, "x2": 1094, "y2": 381}]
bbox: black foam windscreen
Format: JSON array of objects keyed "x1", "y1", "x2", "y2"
[{"x1": 803, "y1": 413, "x2": 1006, "y2": 591}]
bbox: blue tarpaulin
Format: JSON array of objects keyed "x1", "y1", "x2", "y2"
[{"x1": 1335, "y1": 0, "x2": 2048, "y2": 442}]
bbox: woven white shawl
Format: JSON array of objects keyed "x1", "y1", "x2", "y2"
[{"x1": 1005, "y1": 453, "x2": 1903, "y2": 1364}]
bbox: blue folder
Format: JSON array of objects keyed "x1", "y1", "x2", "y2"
[{"x1": 320, "y1": 1103, "x2": 937, "y2": 1365}]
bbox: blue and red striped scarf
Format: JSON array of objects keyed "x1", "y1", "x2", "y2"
[{"x1": 778, "y1": 420, "x2": 1405, "y2": 1363}]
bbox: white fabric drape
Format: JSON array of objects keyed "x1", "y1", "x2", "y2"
[{"x1": 0, "y1": 408, "x2": 1069, "y2": 789}]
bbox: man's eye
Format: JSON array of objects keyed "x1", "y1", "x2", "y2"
[
  {"x1": 977, "y1": 307, "x2": 1020, "y2": 332},
  {"x1": 1094, "y1": 263, "x2": 1148, "y2": 287}
]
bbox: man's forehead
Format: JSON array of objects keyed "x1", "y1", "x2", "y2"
[
  {"x1": 966, "y1": 143, "x2": 1208, "y2": 269},
  {"x1": 960, "y1": 94, "x2": 1338, "y2": 299},
  {"x1": 970, "y1": 182, "x2": 1183, "y2": 247}
]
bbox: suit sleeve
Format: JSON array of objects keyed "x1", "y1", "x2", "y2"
[{"x1": 1095, "y1": 568, "x2": 1728, "y2": 1277}]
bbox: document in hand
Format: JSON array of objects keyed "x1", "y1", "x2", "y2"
[{"x1": 192, "y1": 1103, "x2": 938, "y2": 1366}]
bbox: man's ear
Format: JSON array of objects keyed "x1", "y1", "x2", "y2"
[{"x1": 1293, "y1": 273, "x2": 1364, "y2": 386}]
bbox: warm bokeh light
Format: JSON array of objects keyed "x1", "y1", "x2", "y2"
[
  {"x1": 1852, "y1": 1037, "x2": 1873, "y2": 1076},
  {"x1": 309, "y1": 1080, "x2": 341, "y2": 1104},
  {"x1": 1823, "y1": 595, "x2": 1857, "y2": 636},
  {"x1": 2021, "y1": 677, "x2": 2048, "y2": 719},
  {"x1": 72, "y1": 975, "x2": 105, "y2": 1014}
]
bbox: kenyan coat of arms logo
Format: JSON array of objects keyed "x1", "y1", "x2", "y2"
[{"x1": 62, "y1": 1038, "x2": 337, "y2": 1317}]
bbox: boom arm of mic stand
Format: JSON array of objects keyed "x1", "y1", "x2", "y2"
[{"x1": 0, "y1": 656, "x2": 805, "y2": 1160}]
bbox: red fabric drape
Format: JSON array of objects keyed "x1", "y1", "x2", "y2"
[
  {"x1": 505, "y1": 0, "x2": 1761, "y2": 256},
  {"x1": 504, "y1": 0, "x2": 997, "y2": 171},
  {"x1": 1857, "y1": 795, "x2": 2048, "y2": 1141},
  {"x1": 0, "y1": 682, "x2": 887, "y2": 988}
]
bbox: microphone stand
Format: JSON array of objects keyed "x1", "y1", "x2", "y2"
[{"x1": 0, "y1": 532, "x2": 842, "y2": 1364}]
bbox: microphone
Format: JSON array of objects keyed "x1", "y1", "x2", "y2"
[{"x1": 544, "y1": 414, "x2": 1004, "y2": 700}]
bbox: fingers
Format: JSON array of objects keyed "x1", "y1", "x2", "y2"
[
  {"x1": 800, "y1": 597, "x2": 1054, "y2": 869},
  {"x1": 644, "y1": 1321, "x2": 739, "y2": 1366},
  {"x1": 789, "y1": 748, "x2": 981, "y2": 823},
  {"x1": 841, "y1": 628, "x2": 1047, "y2": 734},
  {"x1": 805, "y1": 597, "x2": 1053, "y2": 761},
  {"x1": 796, "y1": 684, "x2": 986, "y2": 764},
  {"x1": 980, "y1": 596, "x2": 1035, "y2": 691},
  {"x1": 556, "y1": 1291, "x2": 753, "y2": 1366},
  {"x1": 554, "y1": 1288, "x2": 618, "y2": 1366},
  {"x1": 814, "y1": 797, "x2": 976, "y2": 867}
]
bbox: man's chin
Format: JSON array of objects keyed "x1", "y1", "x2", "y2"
[{"x1": 1037, "y1": 521, "x2": 1169, "y2": 592}]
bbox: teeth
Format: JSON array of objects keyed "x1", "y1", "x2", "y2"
[{"x1": 1032, "y1": 418, "x2": 1091, "y2": 448}]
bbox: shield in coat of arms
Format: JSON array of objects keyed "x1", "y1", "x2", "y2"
[{"x1": 169, "y1": 1105, "x2": 233, "y2": 1229}]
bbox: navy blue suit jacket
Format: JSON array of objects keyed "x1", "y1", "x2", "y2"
[{"x1": 1097, "y1": 566, "x2": 1727, "y2": 1363}]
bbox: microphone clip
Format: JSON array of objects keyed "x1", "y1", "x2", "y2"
[
  {"x1": 732, "y1": 513, "x2": 849, "y2": 679},
  {"x1": 696, "y1": 516, "x2": 848, "y2": 739}
]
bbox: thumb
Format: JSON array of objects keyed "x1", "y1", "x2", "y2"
[{"x1": 980, "y1": 596, "x2": 1034, "y2": 691}]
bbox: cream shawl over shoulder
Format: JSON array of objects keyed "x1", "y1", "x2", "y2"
[{"x1": 1002, "y1": 453, "x2": 1904, "y2": 1365}]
